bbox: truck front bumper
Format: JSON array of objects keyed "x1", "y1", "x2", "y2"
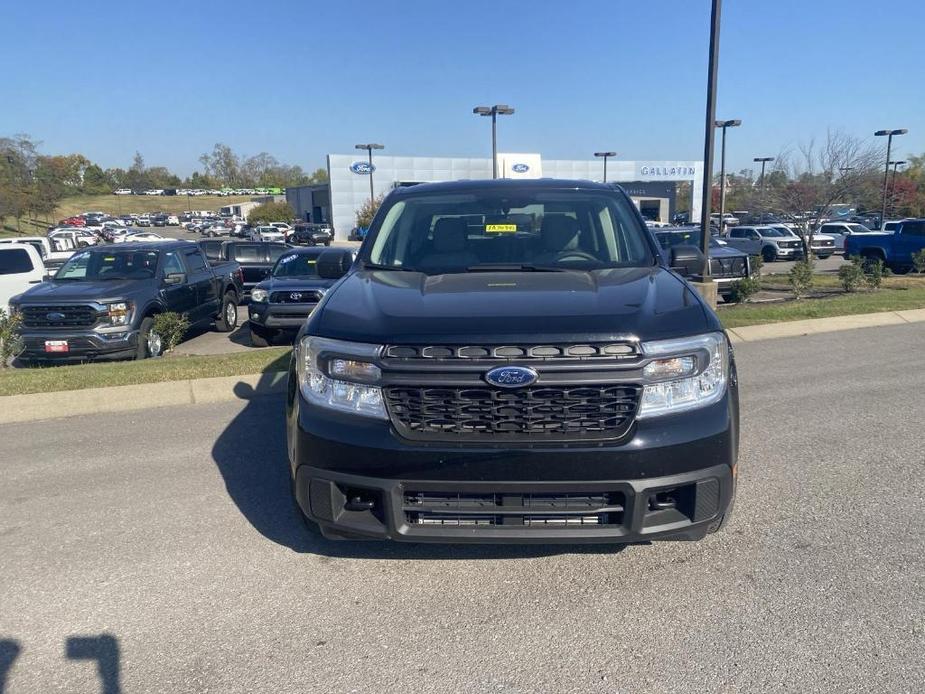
[
  {"x1": 287, "y1": 382, "x2": 739, "y2": 544},
  {"x1": 18, "y1": 328, "x2": 138, "y2": 362},
  {"x1": 248, "y1": 303, "x2": 317, "y2": 332}
]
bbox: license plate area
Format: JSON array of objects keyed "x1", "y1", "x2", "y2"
[{"x1": 44, "y1": 340, "x2": 69, "y2": 353}]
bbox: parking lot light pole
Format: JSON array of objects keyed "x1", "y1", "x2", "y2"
[
  {"x1": 355, "y1": 143, "x2": 384, "y2": 207},
  {"x1": 875, "y1": 128, "x2": 907, "y2": 228},
  {"x1": 715, "y1": 119, "x2": 741, "y2": 233},
  {"x1": 593, "y1": 152, "x2": 617, "y2": 182},
  {"x1": 753, "y1": 156, "x2": 774, "y2": 216},
  {"x1": 473, "y1": 105, "x2": 514, "y2": 179},
  {"x1": 887, "y1": 160, "x2": 906, "y2": 217},
  {"x1": 699, "y1": 0, "x2": 723, "y2": 277}
]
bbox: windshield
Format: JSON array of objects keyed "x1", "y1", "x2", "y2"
[
  {"x1": 848, "y1": 224, "x2": 872, "y2": 232},
  {"x1": 366, "y1": 189, "x2": 652, "y2": 273},
  {"x1": 272, "y1": 252, "x2": 321, "y2": 278},
  {"x1": 55, "y1": 250, "x2": 159, "y2": 280},
  {"x1": 758, "y1": 228, "x2": 786, "y2": 237}
]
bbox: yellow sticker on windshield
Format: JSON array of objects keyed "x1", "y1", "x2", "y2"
[{"x1": 485, "y1": 224, "x2": 517, "y2": 233}]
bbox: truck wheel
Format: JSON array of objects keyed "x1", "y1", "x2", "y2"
[
  {"x1": 816, "y1": 254, "x2": 831, "y2": 260},
  {"x1": 249, "y1": 324, "x2": 270, "y2": 348},
  {"x1": 136, "y1": 317, "x2": 163, "y2": 359},
  {"x1": 215, "y1": 292, "x2": 238, "y2": 332},
  {"x1": 324, "y1": 240, "x2": 331, "y2": 247},
  {"x1": 761, "y1": 246, "x2": 776, "y2": 263}
]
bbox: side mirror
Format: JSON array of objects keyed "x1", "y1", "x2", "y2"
[
  {"x1": 669, "y1": 245, "x2": 706, "y2": 278},
  {"x1": 163, "y1": 272, "x2": 186, "y2": 285},
  {"x1": 316, "y1": 248, "x2": 353, "y2": 280}
]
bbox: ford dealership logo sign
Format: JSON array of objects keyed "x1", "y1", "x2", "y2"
[
  {"x1": 511, "y1": 163, "x2": 530, "y2": 173},
  {"x1": 350, "y1": 161, "x2": 375, "y2": 175},
  {"x1": 484, "y1": 366, "x2": 539, "y2": 388}
]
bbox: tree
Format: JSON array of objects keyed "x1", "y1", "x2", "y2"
[
  {"x1": 82, "y1": 164, "x2": 114, "y2": 194},
  {"x1": 307, "y1": 167, "x2": 328, "y2": 184},
  {"x1": 248, "y1": 201, "x2": 295, "y2": 224},
  {"x1": 0, "y1": 135, "x2": 40, "y2": 231},
  {"x1": 124, "y1": 151, "x2": 151, "y2": 191},
  {"x1": 199, "y1": 143, "x2": 243, "y2": 187},
  {"x1": 355, "y1": 194, "x2": 384, "y2": 229}
]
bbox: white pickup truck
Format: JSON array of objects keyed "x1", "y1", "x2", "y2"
[
  {"x1": 0, "y1": 244, "x2": 45, "y2": 314},
  {"x1": 0, "y1": 236, "x2": 72, "y2": 276}
]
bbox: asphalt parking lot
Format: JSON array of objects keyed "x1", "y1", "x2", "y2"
[{"x1": 1, "y1": 323, "x2": 923, "y2": 693}]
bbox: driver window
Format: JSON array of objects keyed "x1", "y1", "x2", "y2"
[{"x1": 163, "y1": 251, "x2": 185, "y2": 276}]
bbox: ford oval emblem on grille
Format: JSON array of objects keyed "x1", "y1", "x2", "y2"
[
  {"x1": 484, "y1": 366, "x2": 538, "y2": 388},
  {"x1": 290, "y1": 292, "x2": 303, "y2": 301},
  {"x1": 46, "y1": 312, "x2": 66, "y2": 321}
]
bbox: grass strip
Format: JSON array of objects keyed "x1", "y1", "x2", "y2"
[{"x1": 0, "y1": 348, "x2": 291, "y2": 396}]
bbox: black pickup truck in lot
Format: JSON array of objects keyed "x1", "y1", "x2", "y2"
[
  {"x1": 286, "y1": 179, "x2": 739, "y2": 546},
  {"x1": 204, "y1": 241, "x2": 290, "y2": 295},
  {"x1": 10, "y1": 241, "x2": 243, "y2": 362},
  {"x1": 247, "y1": 246, "x2": 341, "y2": 347},
  {"x1": 654, "y1": 226, "x2": 751, "y2": 302}
]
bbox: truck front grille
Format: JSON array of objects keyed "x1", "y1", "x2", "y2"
[
  {"x1": 403, "y1": 490, "x2": 626, "y2": 527},
  {"x1": 385, "y1": 384, "x2": 641, "y2": 441},
  {"x1": 20, "y1": 305, "x2": 98, "y2": 328},
  {"x1": 270, "y1": 290, "x2": 324, "y2": 304}
]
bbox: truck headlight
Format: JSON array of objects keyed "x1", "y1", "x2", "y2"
[
  {"x1": 637, "y1": 332, "x2": 728, "y2": 418},
  {"x1": 295, "y1": 336, "x2": 386, "y2": 418},
  {"x1": 105, "y1": 301, "x2": 133, "y2": 326},
  {"x1": 251, "y1": 288, "x2": 269, "y2": 303}
]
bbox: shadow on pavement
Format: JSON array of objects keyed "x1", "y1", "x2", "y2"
[
  {"x1": 66, "y1": 634, "x2": 121, "y2": 694},
  {"x1": 211, "y1": 378, "x2": 628, "y2": 560},
  {"x1": 0, "y1": 639, "x2": 21, "y2": 694}
]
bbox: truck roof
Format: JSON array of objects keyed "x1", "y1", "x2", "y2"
[
  {"x1": 389, "y1": 178, "x2": 622, "y2": 196},
  {"x1": 83, "y1": 240, "x2": 193, "y2": 252}
]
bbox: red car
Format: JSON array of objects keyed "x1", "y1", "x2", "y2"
[{"x1": 59, "y1": 216, "x2": 85, "y2": 227}]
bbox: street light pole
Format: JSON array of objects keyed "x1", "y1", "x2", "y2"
[
  {"x1": 887, "y1": 160, "x2": 906, "y2": 218},
  {"x1": 753, "y1": 156, "x2": 774, "y2": 217},
  {"x1": 473, "y1": 105, "x2": 515, "y2": 178},
  {"x1": 594, "y1": 152, "x2": 617, "y2": 182},
  {"x1": 715, "y1": 119, "x2": 741, "y2": 234},
  {"x1": 875, "y1": 128, "x2": 908, "y2": 229},
  {"x1": 354, "y1": 143, "x2": 384, "y2": 207},
  {"x1": 699, "y1": 0, "x2": 723, "y2": 277}
]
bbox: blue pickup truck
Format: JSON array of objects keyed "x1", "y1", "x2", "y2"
[{"x1": 845, "y1": 218, "x2": 925, "y2": 272}]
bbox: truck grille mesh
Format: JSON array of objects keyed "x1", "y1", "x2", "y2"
[
  {"x1": 385, "y1": 385, "x2": 641, "y2": 441},
  {"x1": 20, "y1": 305, "x2": 97, "y2": 328}
]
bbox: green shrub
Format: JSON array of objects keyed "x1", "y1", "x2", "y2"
[
  {"x1": 863, "y1": 257, "x2": 888, "y2": 290},
  {"x1": 248, "y1": 201, "x2": 295, "y2": 225},
  {"x1": 0, "y1": 308, "x2": 24, "y2": 367},
  {"x1": 152, "y1": 312, "x2": 191, "y2": 353},
  {"x1": 728, "y1": 276, "x2": 762, "y2": 303},
  {"x1": 912, "y1": 248, "x2": 925, "y2": 274},
  {"x1": 749, "y1": 254, "x2": 763, "y2": 278},
  {"x1": 788, "y1": 259, "x2": 815, "y2": 298},
  {"x1": 837, "y1": 262, "x2": 865, "y2": 292}
]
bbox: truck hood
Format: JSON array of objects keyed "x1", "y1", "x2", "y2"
[
  {"x1": 13, "y1": 279, "x2": 151, "y2": 303},
  {"x1": 313, "y1": 267, "x2": 714, "y2": 343}
]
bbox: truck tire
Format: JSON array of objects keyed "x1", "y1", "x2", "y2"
[
  {"x1": 136, "y1": 316, "x2": 163, "y2": 360},
  {"x1": 761, "y1": 246, "x2": 776, "y2": 263},
  {"x1": 215, "y1": 292, "x2": 238, "y2": 332},
  {"x1": 249, "y1": 323, "x2": 270, "y2": 347}
]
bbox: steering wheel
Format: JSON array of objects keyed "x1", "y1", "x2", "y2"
[{"x1": 555, "y1": 250, "x2": 598, "y2": 262}]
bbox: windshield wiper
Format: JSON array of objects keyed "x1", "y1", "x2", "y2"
[
  {"x1": 464, "y1": 264, "x2": 575, "y2": 273},
  {"x1": 363, "y1": 262, "x2": 420, "y2": 272}
]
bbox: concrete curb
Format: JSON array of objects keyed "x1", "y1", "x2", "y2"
[
  {"x1": 0, "y1": 371, "x2": 287, "y2": 425},
  {"x1": 2, "y1": 309, "x2": 924, "y2": 424},
  {"x1": 725, "y1": 308, "x2": 925, "y2": 344}
]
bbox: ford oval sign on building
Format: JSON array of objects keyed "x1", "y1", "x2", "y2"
[
  {"x1": 350, "y1": 161, "x2": 375, "y2": 175},
  {"x1": 484, "y1": 366, "x2": 539, "y2": 389},
  {"x1": 511, "y1": 163, "x2": 530, "y2": 174}
]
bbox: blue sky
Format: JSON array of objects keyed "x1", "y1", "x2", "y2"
[{"x1": 2, "y1": 0, "x2": 922, "y2": 177}]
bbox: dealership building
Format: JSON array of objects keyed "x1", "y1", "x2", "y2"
[{"x1": 286, "y1": 153, "x2": 703, "y2": 241}]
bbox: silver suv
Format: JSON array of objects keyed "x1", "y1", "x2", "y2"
[{"x1": 725, "y1": 225, "x2": 804, "y2": 262}]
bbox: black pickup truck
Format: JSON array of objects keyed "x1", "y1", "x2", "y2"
[
  {"x1": 205, "y1": 241, "x2": 290, "y2": 295},
  {"x1": 286, "y1": 179, "x2": 739, "y2": 546},
  {"x1": 11, "y1": 241, "x2": 243, "y2": 362},
  {"x1": 654, "y1": 226, "x2": 751, "y2": 302}
]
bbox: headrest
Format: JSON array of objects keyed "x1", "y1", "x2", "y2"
[
  {"x1": 432, "y1": 218, "x2": 468, "y2": 253},
  {"x1": 541, "y1": 215, "x2": 580, "y2": 251}
]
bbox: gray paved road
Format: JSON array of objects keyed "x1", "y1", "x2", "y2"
[{"x1": 1, "y1": 324, "x2": 923, "y2": 693}]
